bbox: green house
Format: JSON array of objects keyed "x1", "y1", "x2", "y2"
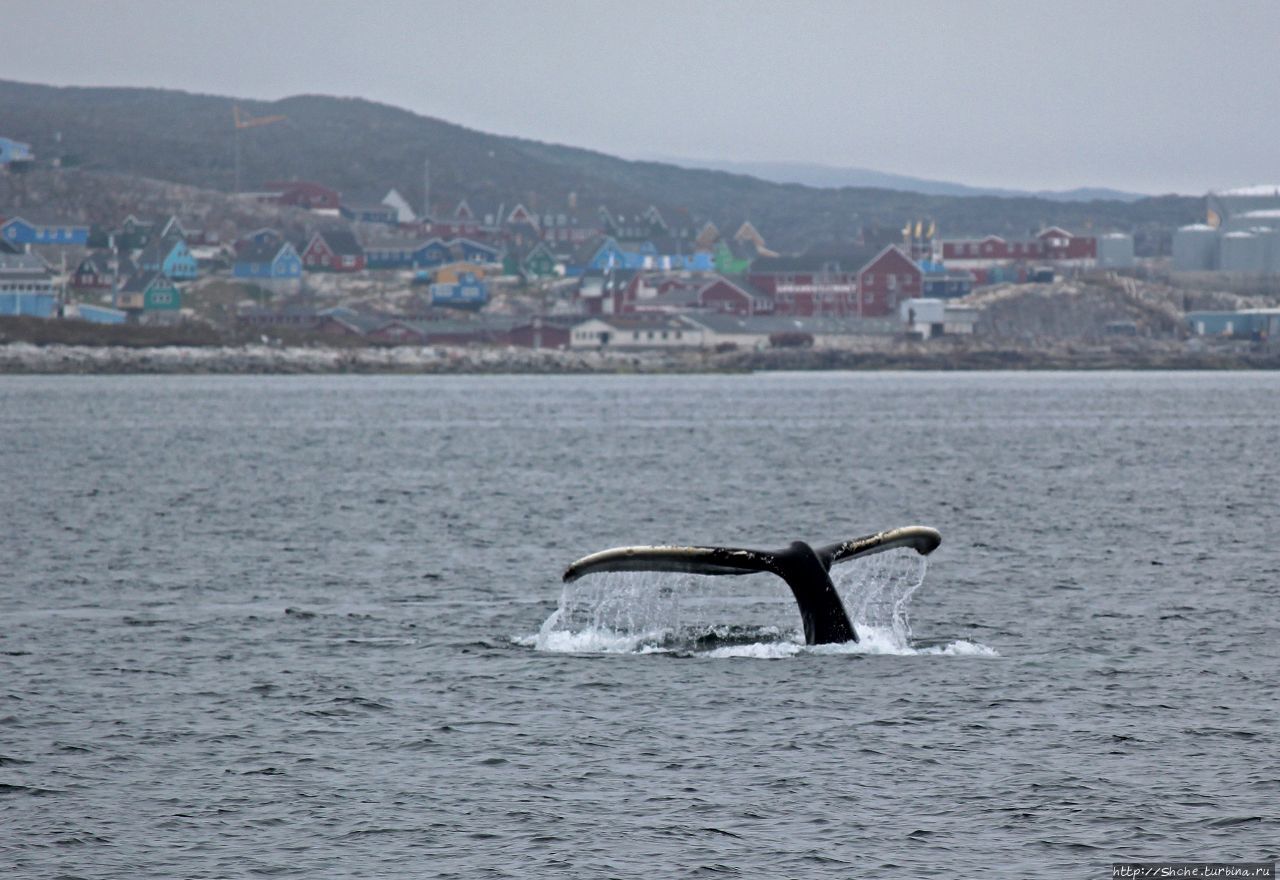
[
  {"x1": 504, "y1": 240, "x2": 558, "y2": 279},
  {"x1": 115, "y1": 271, "x2": 182, "y2": 312},
  {"x1": 714, "y1": 241, "x2": 753, "y2": 275}
]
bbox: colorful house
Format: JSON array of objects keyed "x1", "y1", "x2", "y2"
[
  {"x1": 138, "y1": 235, "x2": 198, "y2": 280},
  {"x1": 237, "y1": 228, "x2": 283, "y2": 251},
  {"x1": 696, "y1": 276, "x2": 775, "y2": 316},
  {"x1": 857, "y1": 245, "x2": 923, "y2": 317},
  {"x1": 115, "y1": 215, "x2": 157, "y2": 250},
  {"x1": 0, "y1": 253, "x2": 56, "y2": 316},
  {"x1": 1, "y1": 215, "x2": 90, "y2": 247},
  {"x1": 430, "y1": 270, "x2": 489, "y2": 310},
  {"x1": 747, "y1": 251, "x2": 864, "y2": 317},
  {"x1": 921, "y1": 268, "x2": 974, "y2": 299},
  {"x1": 72, "y1": 252, "x2": 136, "y2": 290},
  {"x1": 66, "y1": 303, "x2": 128, "y2": 324},
  {"x1": 233, "y1": 241, "x2": 301, "y2": 280},
  {"x1": 504, "y1": 239, "x2": 558, "y2": 278},
  {"x1": 451, "y1": 237, "x2": 500, "y2": 264},
  {"x1": 259, "y1": 180, "x2": 341, "y2": 212},
  {"x1": 0, "y1": 136, "x2": 34, "y2": 166},
  {"x1": 366, "y1": 236, "x2": 497, "y2": 271},
  {"x1": 301, "y1": 229, "x2": 366, "y2": 272},
  {"x1": 365, "y1": 236, "x2": 443, "y2": 270},
  {"x1": 713, "y1": 240, "x2": 754, "y2": 275},
  {"x1": 115, "y1": 272, "x2": 182, "y2": 313}
]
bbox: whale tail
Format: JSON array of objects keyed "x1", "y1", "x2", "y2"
[{"x1": 562, "y1": 526, "x2": 941, "y2": 645}]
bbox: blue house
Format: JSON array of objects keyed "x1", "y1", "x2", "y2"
[
  {"x1": 364, "y1": 236, "x2": 429, "y2": 270},
  {"x1": 0, "y1": 253, "x2": 56, "y2": 316},
  {"x1": 138, "y1": 235, "x2": 198, "y2": 280},
  {"x1": 69, "y1": 303, "x2": 128, "y2": 324},
  {"x1": 1, "y1": 216, "x2": 90, "y2": 247},
  {"x1": 566, "y1": 236, "x2": 709, "y2": 275},
  {"x1": 451, "y1": 238, "x2": 500, "y2": 264},
  {"x1": 1186, "y1": 309, "x2": 1280, "y2": 339},
  {"x1": 430, "y1": 271, "x2": 489, "y2": 310},
  {"x1": 233, "y1": 241, "x2": 301, "y2": 280},
  {"x1": 363, "y1": 236, "x2": 497, "y2": 270},
  {"x1": 921, "y1": 266, "x2": 975, "y2": 299},
  {"x1": 416, "y1": 238, "x2": 453, "y2": 267},
  {"x1": 0, "y1": 137, "x2": 34, "y2": 166}
]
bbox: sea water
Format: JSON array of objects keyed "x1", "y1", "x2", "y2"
[{"x1": 1, "y1": 372, "x2": 1276, "y2": 877}]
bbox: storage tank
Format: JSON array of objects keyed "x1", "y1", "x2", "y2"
[
  {"x1": 1097, "y1": 233, "x2": 1135, "y2": 269},
  {"x1": 1220, "y1": 231, "x2": 1266, "y2": 273},
  {"x1": 1261, "y1": 228, "x2": 1280, "y2": 274},
  {"x1": 1172, "y1": 224, "x2": 1218, "y2": 271},
  {"x1": 1223, "y1": 209, "x2": 1280, "y2": 232}
]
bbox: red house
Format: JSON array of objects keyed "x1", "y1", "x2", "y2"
[
  {"x1": 509, "y1": 318, "x2": 573, "y2": 349},
  {"x1": 747, "y1": 266, "x2": 860, "y2": 317},
  {"x1": 71, "y1": 252, "x2": 135, "y2": 291},
  {"x1": 1037, "y1": 226, "x2": 1096, "y2": 261},
  {"x1": 301, "y1": 230, "x2": 366, "y2": 273},
  {"x1": 259, "y1": 181, "x2": 341, "y2": 212},
  {"x1": 697, "y1": 276, "x2": 774, "y2": 316},
  {"x1": 857, "y1": 245, "x2": 923, "y2": 317},
  {"x1": 940, "y1": 227, "x2": 1096, "y2": 264}
]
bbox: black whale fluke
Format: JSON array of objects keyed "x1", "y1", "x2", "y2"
[{"x1": 562, "y1": 525, "x2": 942, "y2": 646}]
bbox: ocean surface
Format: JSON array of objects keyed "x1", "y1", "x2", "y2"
[{"x1": 1, "y1": 372, "x2": 1276, "y2": 878}]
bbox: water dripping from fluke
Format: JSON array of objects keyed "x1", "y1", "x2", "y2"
[{"x1": 522, "y1": 530, "x2": 997, "y2": 658}]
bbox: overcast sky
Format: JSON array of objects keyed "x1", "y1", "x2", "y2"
[{"x1": 2, "y1": 0, "x2": 1275, "y2": 194}]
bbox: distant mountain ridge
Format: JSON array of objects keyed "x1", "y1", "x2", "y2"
[
  {"x1": 0, "y1": 79, "x2": 1199, "y2": 252},
  {"x1": 643, "y1": 156, "x2": 1153, "y2": 202}
]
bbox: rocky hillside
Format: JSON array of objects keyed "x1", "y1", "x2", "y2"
[{"x1": 968, "y1": 275, "x2": 1279, "y2": 341}]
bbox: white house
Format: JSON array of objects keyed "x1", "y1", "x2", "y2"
[
  {"x1": 568, "y1": 315, "x2": 703, "y2": 349},
  {"x1": 899, "y1": 298, "x2": 979, "y2": 338}
]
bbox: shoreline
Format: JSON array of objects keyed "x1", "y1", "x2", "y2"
[{"x1": 2, "y1": 341, "x2": 1278, "y2": 374}]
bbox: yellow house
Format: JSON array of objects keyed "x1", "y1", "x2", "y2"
[{"x1": 434, "y1": 261, "x2": 486, "y2": 284}]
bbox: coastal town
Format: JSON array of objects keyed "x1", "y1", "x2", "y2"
[{"x1": 2, "y1": 130, "x2": 1279, "y2": 367}]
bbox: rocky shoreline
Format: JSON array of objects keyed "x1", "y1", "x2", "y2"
[{"x1": 2, "y1": 340, "x2": 1277, "y2": 374}]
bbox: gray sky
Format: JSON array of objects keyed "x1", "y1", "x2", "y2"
[{"x1": 2, "y1": 0, "x2": 1276, "y2": 194}]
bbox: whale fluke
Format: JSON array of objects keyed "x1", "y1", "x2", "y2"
[{"x1": 563, "y1": 526, "x2": 941, "y2": 645}]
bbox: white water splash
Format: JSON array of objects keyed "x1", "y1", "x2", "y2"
[{"x1": 531, "y1": 549, "x2": 997, "y2": 658}]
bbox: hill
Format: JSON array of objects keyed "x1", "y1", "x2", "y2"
[
  {"x1": 0, "y1": 79, "x2": 1200, "y2": 251},
  {"x1": 642, "y1": 156, "x2": 1150, "y2": 202}
]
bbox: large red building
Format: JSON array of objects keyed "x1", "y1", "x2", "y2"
[
  {"x1": 940, "y1": 226, "x2": 1097, "y2": 265},
  {"x1": 258, "y1": 181, "x2": 341, "y2": 212},
  {"x1": 857, "y1": 246, "x2": 924, "y2": 317},
  {"x1": 747, "y1": 267, "x2": 860, "y2": 317}
]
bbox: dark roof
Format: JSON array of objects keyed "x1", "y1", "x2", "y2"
[
  {"x1": 571, "y1": 235, "x2": 613, "y2": 265},
  {"x1": 706, "y1": 275, "x2": 773, "y2": 301},
  {"x1": 362, "y1": 234, "x2": 426, "y2": 251},
  {"x1": 120, "y1": 270, "x2": 170, "y2": 293},
  {"x1": 237, "y1": 241, "x2": 290, "y2": 263},
  {"x1": 319, "y1": 229, "x2": 364, "y2": 256},
  {"x1": 138, "y1": 233, "x2": 182, "y2": 265},
  {"x1": 750, "y1": 247, "x2": 879, "y2": 273},
  {"x1": 683, "y1": 313, "x2": 899, "y2": 336},
  {"x1": 0, "y1": 253, "x2": 52, "y2": 277},
  {"x1": 83, "y1": 252, "x2": 136, "y2": 276}
]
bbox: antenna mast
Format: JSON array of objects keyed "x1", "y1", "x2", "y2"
[{"x1": 422, "y1": 158, "x2": 431, "y2": 221}]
